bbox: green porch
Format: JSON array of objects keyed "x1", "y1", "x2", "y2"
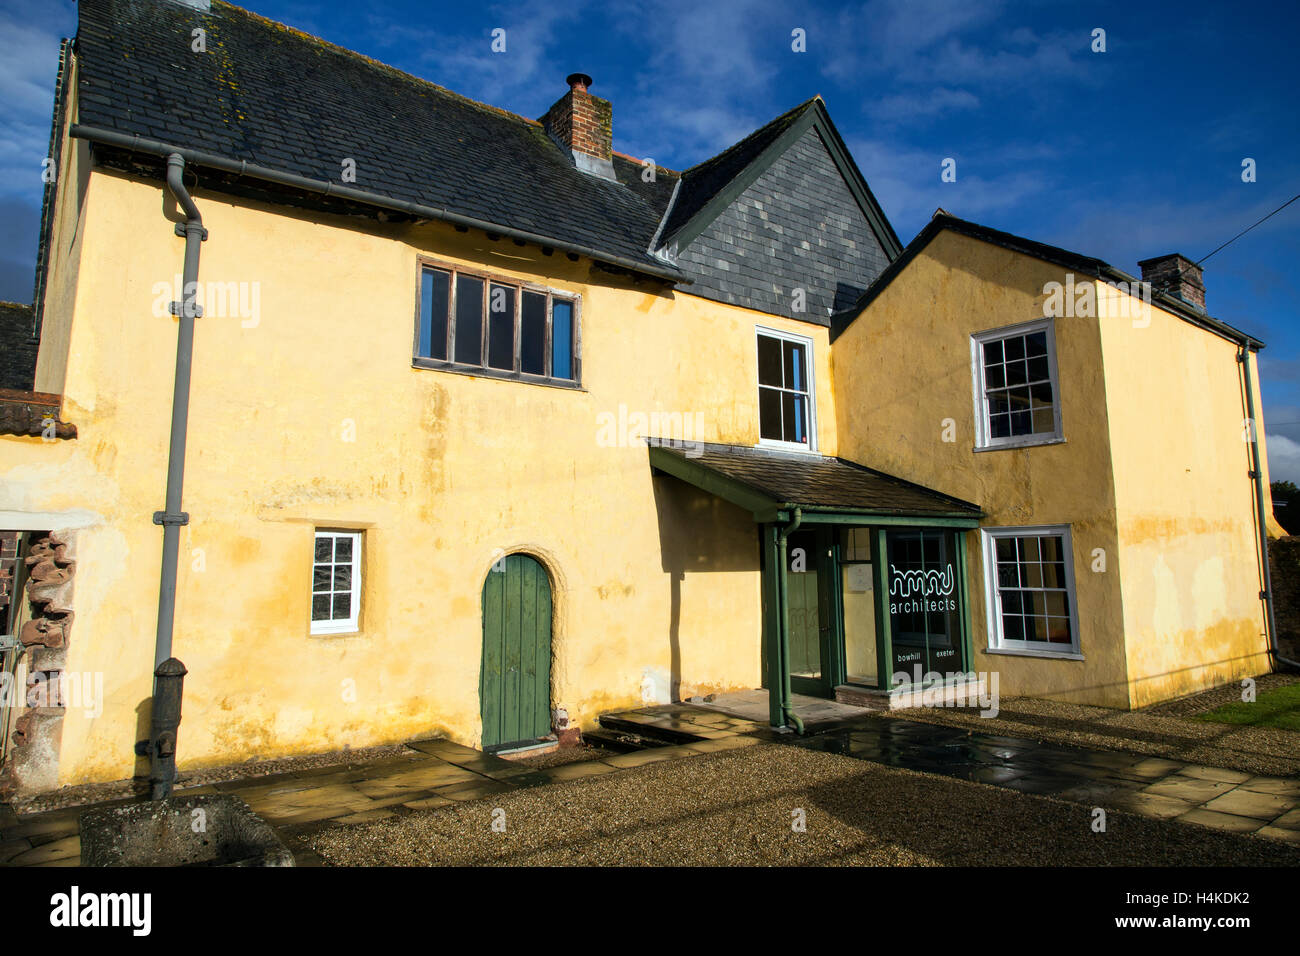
[{"x1": 649, "y1": 441, "x2": 984, "y2": 731}]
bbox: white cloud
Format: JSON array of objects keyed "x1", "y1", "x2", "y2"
[
  {"x1": 845, "y1": 135, "x2": 1053, "y2": 236},
  {"x1": 866, "y1": 87, "x2": 979, "y2": 123},
  {"x1": 1268, "y1": 433, "x2": 1300, "y2": 485},
  {"x1": 0, "y1": 4, "x2": 72, "y2": 200}
]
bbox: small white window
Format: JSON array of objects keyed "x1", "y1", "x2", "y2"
[
  {"x1": 311, "y1": 530, "x2": 361, "y2": 634},
  {"x1": 756, "y1": 327, "x2": 816, "y2": 451},
  {"x1": 971, "y1": 319, "x2": 1062, "y2": 449},
  {"x1": 981, "y1": 525, "x2": 1080, "y2": 656}
]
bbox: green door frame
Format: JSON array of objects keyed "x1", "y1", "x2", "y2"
[{"x1": 763, "y1": 517, "x2": 980, "y2": 729}]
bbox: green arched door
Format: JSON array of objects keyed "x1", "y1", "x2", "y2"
[{"x1": 480, "y1": 554, "x2": 553, "y2": 750}]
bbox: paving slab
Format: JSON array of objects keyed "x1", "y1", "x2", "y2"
[
  {"x1": 1203, "y1": 788, "x2": 1297, "y2": 821},
  {"x1": 1177, "y1": 808, "x2": 1265, "y2": 833}
]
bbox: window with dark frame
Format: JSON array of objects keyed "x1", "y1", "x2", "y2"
[
  {"x1": 417, "y1": 263, "x2": 577, "y2": 384},
  {"x1": 757, "y1": 330, "x2": 813, "y2": 447}
]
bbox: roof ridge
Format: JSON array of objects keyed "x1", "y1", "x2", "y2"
[{"x1": 679, "y1": 96, "x2": 819, "y2": 176}]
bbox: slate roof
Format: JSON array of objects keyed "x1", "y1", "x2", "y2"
[
  {"x1": 831, "y1": 212, "x2": 1264, "y2": 349},
  {"x1": 0, "y1": 303, "x2": 37, "y2": 392},
  {"x1": 651, "y1": 442, "x2": 982, "y2": 517},
  {"x1": 74, "y1": 0, "x2": 681, "y2": 277},
  {"x1": 658, "y1": 99, "x2": 817, "y2": 242},
  {"x1": 0, "y1": 390, "x2": 77, "y2": 440}
]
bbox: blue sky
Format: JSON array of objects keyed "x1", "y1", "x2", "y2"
[{"x1": 3, "y1": 0, "x2": 1299, "y2": 477}]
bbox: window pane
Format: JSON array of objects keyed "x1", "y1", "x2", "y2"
[
  {"x1": 757, "y1": 335, "x2": 782, "y2": 387},
  {"x1": 313, "y1": 565, "x2": 331, "y2": 592},
  {"x1": 1005, "y1": 336, "x2": 1025, "y2": 360},
  {"x1": 983, "y1": 339, "x2": 1003, "y2": 365},
  {"x1": 487, "y1": 283, "x2": 516, "y2": 371},
  {"x1": 783, "y1": 341, "x2": 806, "y2": 392},
  {"x1": 334, "y1": 537, "x2": 352, "y2": 561},
  {"x1": 783, "y1": 392, "x2": 808, "y2": 444},
  {"x1": 1026, "y1": 331, "x2": 1048, "y2": 356},
  {"x1": 419, "y1": 269, "x2": 450, "y2": 361},
  {"x1": 332, "y1": 565, "x2": 352, "y2": 591},
  {"x1": 551, "y1": 299, "x2": 573, "y2": 380},
  {"x1": 315, "y1": 537, "x2": 332, "y2": 562},
  {"x1": 333, "y1": 592, "x2": 352, "y2": 621},
  {"x1": 759, "y1": 388, "x2": 782, "y2": 440},
  {"x1": 312, "y1": 594, "x2": 331, "y2": 620},
  {"x1": 521, "y1": 291, "x2": 547, "y2": 375},
  {"x1": 454, "y1": 275, "x2": 484, "y2": 365}
]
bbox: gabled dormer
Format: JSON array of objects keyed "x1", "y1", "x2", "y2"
[{"x1": 654, "y1": 97, "x2": 902, "y2": 325}]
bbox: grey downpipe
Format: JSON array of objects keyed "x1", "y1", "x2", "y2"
[
  {"x1": 776, "y1": 507, "x2": 806, "y2": 734},
  {"x1": 154, "y1": 154, "x2": 206, "y2": 670},
  {"x1": 68, "y1": 124, "x2": 688, "y2": 286},
  {"x1": 1240, "y1": 347, "x2": 1300, "y2": 670}
]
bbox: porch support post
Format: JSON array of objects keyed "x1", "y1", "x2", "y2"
[
  {"x1": 871, "y1": 528, "x2": 893, "y2": 689},
  {"x1": 955, "y1": 530, "x2": 974, "y2": 671},
  {"x1": 762, "y1": 524, "x2": 784, "y2": 728}
]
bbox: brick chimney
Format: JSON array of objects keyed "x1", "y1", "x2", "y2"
[
  {"x1": 541, "y1": 73, "x2": 616, "y2": 181},
  {"x1": 1137, "y1": 254, "x2": 1206, "y2": 312}
]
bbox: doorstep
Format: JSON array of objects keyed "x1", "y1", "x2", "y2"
[{"x1": 836, "y1": 676, "x2": 986, "y2": 710}]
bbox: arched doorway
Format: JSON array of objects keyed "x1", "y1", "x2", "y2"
[{"x1": 480, "y1": 553, "x2": 553, "y2": 750}]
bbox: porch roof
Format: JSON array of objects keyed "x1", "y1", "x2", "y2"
[{"x1": 649, "y1": 441, "x2": 983, "y2": 525}]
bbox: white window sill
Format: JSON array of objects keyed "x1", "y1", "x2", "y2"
[
  {"x1": 757, "y1": 439, "x2": 818, "y2": 454},
  {"x1": 983, "y1": 645, "x2": 1084, "y2": 661},
  {"x1": 974, "y1": 435, "x2": 1065, "y2": 453},
  {"x1": 311, "y1": 625, "x2": 361, "y2": 637}
]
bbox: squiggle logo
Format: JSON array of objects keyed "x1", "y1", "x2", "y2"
[{"x1": 889, "y1": 564, "x2": 954, "y2": 598}]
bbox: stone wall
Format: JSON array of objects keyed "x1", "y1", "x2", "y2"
[
  {"x1": 1268, "y1": 536, "x2": 1300, "y2": 663},
  {"x1": 0, "y1": 531, "x2": 76, "y2": 799}
]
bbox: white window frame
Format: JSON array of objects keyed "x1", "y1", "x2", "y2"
[
  {"x1": 980, "y1": 524, "x2": 1082, "y2": 659},
  {"x1": 311, "y1": 530, "x2": 362, "y2": 635},
  {"x1": 755, "y1": 325, "x2": 818, "y2": 453},
  {"x1": 970, "y1": 317, "x2": 1063, "y2": 451}
]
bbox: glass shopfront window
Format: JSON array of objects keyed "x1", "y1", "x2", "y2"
[
  {"x1": 885, "y1": 529, "x2": 965, "y2": 682},
  {"x1": 839, "y1": 528, "x2": 877, "y2": 686}
]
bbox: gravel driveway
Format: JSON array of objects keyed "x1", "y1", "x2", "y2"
[{"x1": 309, "y1": 742, "x2": 1300, "y2": 866}]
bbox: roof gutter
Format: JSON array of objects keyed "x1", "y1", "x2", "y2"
[{"x1": 68, "y1": 124, "x2": 689, "y2": 285}]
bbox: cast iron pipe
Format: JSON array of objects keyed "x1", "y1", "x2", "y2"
[
  {"x1": 147, "y1": 658, "x2": 187, "y2": 800},
  {"x1": 1240, "y1": 346, "x2": 1300, "y2": 670},
  {"x1": 154, "y1": 153, "x2": 206, "y2": 671},
  {"x1": 776, "y1": 507, "x2": 806, "y2": 734}
]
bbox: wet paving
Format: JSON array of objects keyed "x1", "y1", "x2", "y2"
[
  {"x1": 794, "y1": 719, "x2": 1300, "y2": 842},
  {"x1": 2, "y1": 705, "x2": 1298, "y2": 866}
]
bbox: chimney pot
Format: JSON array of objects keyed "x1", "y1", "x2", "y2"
[
  {"x1": 541, "y1": 73, "x2": 615, "y2": 181},
  {"x1": 1138, "y1": 253, "x2": 1206, "y2": 313},
  {"x1": 566, "y1": 72, "x2": 593, "y2": 93}
]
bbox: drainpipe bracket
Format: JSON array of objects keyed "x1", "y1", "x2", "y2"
[
  {"x1": 153, "y1": 511, "x2": 190, "y2": 527},
  {"x1": 168, "y1": 301, "x2": 204, "y2": 318},
  {"x1": 173, "y1": 223, "x2": 209, "y2": 240}
]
